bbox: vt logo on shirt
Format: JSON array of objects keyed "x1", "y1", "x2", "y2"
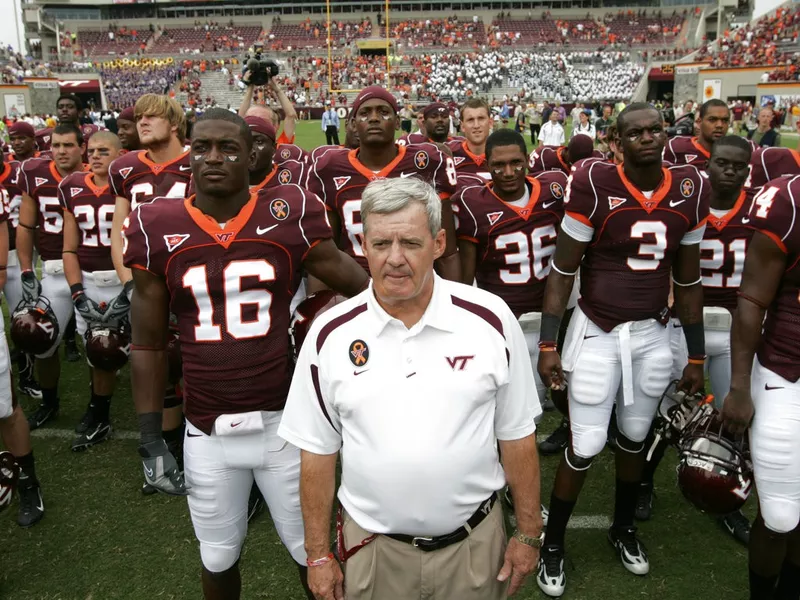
[{"x1": 446, "y1": 355, "x2": 475, "y2": 371}]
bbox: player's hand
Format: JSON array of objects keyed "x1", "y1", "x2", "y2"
[
  {"x1": 721, "y1": 386, "x2": 754, "y2": 436},
  {"x1": 538, "y1": 350, "x2": 566, "y2": 391},
  {"x1": 73, "y1": 292, "x2": 106, "y2": 327},
  {"x1": 498, "y1": 537, "x2": 539, "y2": 596},
  {"x1": 138, "y1": 439, "x2": 189, "y2": 496},
  {"x1": 307, "y1": 559, "x2": 344, "y2": 600},
  {"x1": 20, "y1": 270, "x2": 41, "y2": 304},
  {"x1": 101, "y1": 286, "x2": 132, "y2": 326},
  {"x1": 677, "y1": 362, "x2": 704, "y2": 395}
]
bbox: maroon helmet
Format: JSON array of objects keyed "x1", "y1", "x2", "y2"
[
  {"x1": 290, "y1": 291, "x2": 347, "y2": 361},
  {"x1": 0, "y1": 451, "x2": 20, "y2": 514},
  {"x1": 655, "y1": 382, "x2": 753, "y2": 516},
  {"x1": 85, "y1": 323, "x2": 131, "y2": 372},
  {"x1": 10, "y1": 297, "x2": 60, "y2": 356}
]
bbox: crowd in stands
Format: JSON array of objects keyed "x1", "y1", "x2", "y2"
[
  {"x1": 265, "y1": 17, "x2": 372, "y2": 50},
  {"x1": 388, "y1": 17, "x2": 485, "y2": 49},
  {"x1": 154, "y1": 23, "x2": 262, "y2": 55}
]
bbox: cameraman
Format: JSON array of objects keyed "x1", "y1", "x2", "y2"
[{"x1": 238, "y1": 65, "x2": 297, "y2": 146}]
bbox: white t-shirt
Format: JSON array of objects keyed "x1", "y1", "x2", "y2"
[{"x1": 279, "y1": 275, "x2": 539, "y2": 536}]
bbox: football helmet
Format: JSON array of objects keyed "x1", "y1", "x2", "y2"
[
  {"x1": 290, "y1": 291, "x2": 347, "y2": 361},
  {"x1": 85, "y1": 322, "x2": 131, "y2": 372},
  {"x1": 0, "y1": 451, "x2": 20, "y2": 514},
  {"x1": 653, "y1": 381, "x2": 753, "y2": 515},
  {"x1": 10, "y1": 298, "x2": 60, "y2": 356}
]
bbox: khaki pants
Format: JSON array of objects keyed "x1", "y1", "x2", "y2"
[{"x1": 342, "y1": 501, "x2": 508, "y2": 600}]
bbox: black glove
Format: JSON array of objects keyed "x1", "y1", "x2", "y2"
[
  {"x1": 73, "y1": 290, "x2": 105, "y2": 327},
  {"x1": 20, "y1": 270, "x2": 41, "y2": 305}
]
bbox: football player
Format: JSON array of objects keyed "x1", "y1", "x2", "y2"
[
  {"x1": 108, "y1": 93, "x2": 190, "y2": 494},
  {"x1": 747, "y1": 144, "x2": 800, "y2": 192},
  {"x1": 0, "y1": 181, "x2": 45, "y2": 528},
  {"x1": 343, "y1": 116, "x2": 359, "y2": 150},
  {"x1": 245, "y1": 116, "x2": 305, "y2": 189},
  {"x1": 307, "y1": 86, "x2": 460, "y2": 281},
  {"x1": 0, "y1": 155, "x2": 42, "y2": 399},
  {"x1": 723, "y1": 172, "x2": 800, "y2": 600},
  {"x1": 59, "y1": 131, "x2": 127, "y2": 451},
  {"x1": 399, "y1": 102, "x2": 463, "y2": 147},
  {"x1": 528, "y1": 134, "x2": 596, "y2": 176},
  {"x1": 638, "y1": 136, "x2": 755, "y2": 542},
  {"x1": 664, "y1": 98, "x2": 731, "y2": 169},
  {"x1": 450, "y1": 97, "x2": 492, "y2": 181},
  {"x1": 6, "y1": 122, "x2": 48, "y2": 162},
  {"x1": 57, "y1": 94, "x2": 102, "y2": 143},
  {"x1": 535, "y1": 103, "x2": 709, "y2": 597},
  {"x1": 17, "y1": 124, "x2": 88, "y2": 430},
  {"x1": 123, "y1": 109, "x2": 368, "y2": 600},
  {"x1": 116, "y1": 107, "x2": 141, "y2": 153}
]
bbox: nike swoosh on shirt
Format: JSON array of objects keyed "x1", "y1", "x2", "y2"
[
  {"x1": 543, "y1": 201, "x2": 556, "y2": 209},
  {"x1": 741, "y1": 217, "x2": 750, "y2": 224},
  {"x1": 400, "y1": 172, "x2": 417, "y2": 178},
  {"x1": 353, "y1": 369, "x2": 369, "y2": 376},
  {"x1": 230, "y1": 421, "x2": 243, "y2": 428},
  {"x1": 669, "y1": 199, "x2": 686, "y2": 207},
  {"x1": 583, "y1": 335, "x2": 598, "y2": 340},
  {"x1": 187, "y1": 431, "x2": 203, "y2": 437},
  {"x1": 765, "y1": 384, "x2": 784, "y2": 391},
  {"x1": 257, "y1": 224, "x2": 278, "y2": 235},
  {"x1": 179, "y1": 165, "x2": 192, "y2": 171}
]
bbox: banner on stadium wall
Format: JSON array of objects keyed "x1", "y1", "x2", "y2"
[
  {"x1": 3, "y1": 94, "x2": 27, "y2": 118},
  {"x1": 676, "y1": 65, "x2": 699, "y2": 75},
  {"x1": 703, "y1": 79, "x2": 722, "y2": 100},
  {"x1": 58, "y1": 80, "x2": 101, "y2": 93}
]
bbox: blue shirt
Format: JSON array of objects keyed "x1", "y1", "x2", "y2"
[{"x1": 322, "y1": 109, "x2": 340, "y2": 130}]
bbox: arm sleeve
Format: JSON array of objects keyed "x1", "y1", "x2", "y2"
[
  {"x1": 453, "y1": 186, "x2": 479, "y2": 241},
  {"x1": 306, "y1": 153, "x2": 332, "y2": 211},
  {"x1": 297, "y1": 187, "x2": 333, "y2": 251},
  {"x1": 433, "y1": 148, "x2": 457, "y2": 199},
  {"x1": 57, "y1": 180, "x2": 71, "y2": 212},
  {"x1": 563, "y1": 162, "x2": 599, "y2": 225},
  {"x1": 748, "y1": 182, "x2": 795, "y2": 253},
  {"x1": 19, "y1": 162, "x2": 31, "y2": 195},
  {"x1": 494, "y1": 306, "x2": 539, "y2": 441},
  {"x1": 278, "y1": 326, "x2": 343, "y2": 454},
  {"x1": 122, "y1": 204, "x2": 161, "y2": 274}
]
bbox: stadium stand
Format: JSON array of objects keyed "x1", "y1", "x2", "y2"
[
  {"x1": 77, "y1": 27, "x2": 153, "y2": 57},
  {"x1": 150, "y1": 24, "x2": 262, "y2": 54},
  {"x1": 266, "y1": 18, "x2": 372, "y2": 50},
  {"x1": 384, "y1": 17, "x2": 486, "y2": 49}
]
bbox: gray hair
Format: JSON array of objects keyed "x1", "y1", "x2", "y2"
[{"x1": 360, "y1": 177, "x2": 442, "y2": 238}]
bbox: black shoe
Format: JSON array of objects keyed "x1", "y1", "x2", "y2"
[
  {"x1": 719, "y1": 510, "x2": 751, "y2": 546},
  {"x1": 65, "y1": 340, "x2": 81, "y2": 362},
  {"x1": 27, "y1": 403, "x2": 59, "y2": 430},
  {"x1": 608, "y1": 525, "x2": 649, "y2": 575},
  {"x1": 141, "y1": 481, "x2": 158, "y2": 496},
  {"x1": 17, "y1": 484, "x2": 44, "y2": 528},
  {"x1": 248, "y1": 486, "x2": 264, "y2": 522},
  {"x1": 539, "y1": 418, "x2": 570, "y2": 456},
  {"x1": 71, "y1": 418, "x2": 112, "y2": 451},
  {"x1": 18, "y1": 378, "x2": 43, "y2": 400},
  {"x1": 635, "y1": 483, "x2": 654, "y2": 521},
  {"x1": 537, "y1": 544, "x2": 566, "y2": 597},
  {"x1": 75, "y1": 405, "x2": 93, "y2": 434}
]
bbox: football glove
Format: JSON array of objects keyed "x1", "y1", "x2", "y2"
[
  {"x1": 73, "y1": 291, "x2": 106, "y2": 328},
  {"x1": 20, "y1": 270, "x2": 41, "y2": 305},
  {"x1": 101, "y1": 282, "x2": 133, "y2": 326},
  {"x1": 138, "y1": 439, "x2": 189, "y2": 496}
]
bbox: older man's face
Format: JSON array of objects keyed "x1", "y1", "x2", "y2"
[{"x1": 362, "y1": 202, "x2": 445, "y2": 305}]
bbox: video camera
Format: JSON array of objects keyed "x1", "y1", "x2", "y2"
[
  {"x1": 243, "y1": 42, "x2": 280, "y2": 87},
  {"x1": 666, "y1": 111, "x2": 695, "y2": 138}
]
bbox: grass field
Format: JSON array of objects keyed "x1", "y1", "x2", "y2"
[{"x1": 0, "y1": 117, "x2": 783, "y2": 600}]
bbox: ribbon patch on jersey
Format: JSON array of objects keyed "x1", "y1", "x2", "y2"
[
  {"x1": 414, "y1": 151, "x2": 429, "y2": 170},
  {"x1": 680, "y1": 178, "x2": 695, "y2": 198},
  {"x1": 333, "y1": 176, "x2": 351, "y2": 191},
  {"x1": 349, "y1": 339, "x2": 369, "y2": 367},
  {"x1": 35, "y1": 177, "x2": 48, "y2": 187},
  {"x1": 280, "y1": 148, "x2": 291, "y2": 160},
  {"x1": 270, "y1": 198, "x2": 290, "y2": 221},
  {"x1": 487, "y1": 211, "x2": 503, "y2": 225},
  {"x1": 608, "y1": 196, "x2": 627, "y2": 210},
  {"x1": 70, "y1": 187, "x2": 83, "y2": 198},
  {"x1": 119, "y1": 167, "x2": 133, "y2": 180},
  {"x1": 278, "y1": 169, "x2": 292, "y2": 184},
  {"x1": 163, "y1": 233, "x2": 190, "y2": 252},
  {"x1": 550, "y1": 182, "x2": 564, "y2": 199}
]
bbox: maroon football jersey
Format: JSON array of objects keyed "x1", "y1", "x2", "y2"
[
  {"x1": 58, "y1": 171, "x2": 116, "y2": 272},
  {"x1": 448, "y1": 139, "x2": 490, "y2": 181},
  {"x1": 123, "y1": 186, "x2": 332, "y2": 434},
  {"x1": 566, "y1": 161, "x2": 709, "y2": 331},
  {"x1": 663, "y1": 136, "x2": 711, "y2": 169},
  {"x1": 528, "y1": 146, "x2": 570, "y2": 176},
  {"x1": 35, "y1": 128, "x2": 52, "y2": 152},
  {"x1": 747, "y1": 147, "x2": 800, "y2": 192},
  {"x1": 19, "y1": 157, "x2": 73, "y2": 261},
  {"x1": 700, "y1": 190, "x2": 754, "y2": 312},
  {"x1": 398, "y1": 132, "x2": 463, "y2": 147},
  {"x1": 187, "y1": 162, "x2": 308, "y2": 197},
  {"x1": 109, "y1": 150, "x2": 191, "y2": 210},
  {"x1": 0, "y1": 160, "x2": 22, "y2": 250},
  {"x1": 307, "y1": 143, "x2": 457, "y2": 270},
  {"x1": 747, "y1": 174, "x2": 800, "y2": 382},
  {"x1": 454, "y1": 171, "x2": 567, "y2": 317},
  {"x1": 4, "y1": 150, "x2": 51, "y2": 163},
  {"x1": 274, "y1": 143, "x2": 309, "y2": 166}
]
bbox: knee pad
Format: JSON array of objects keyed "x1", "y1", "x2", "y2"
[
  {"x1": 565, "y1": 446, "x2": 594, "y2": 471},
  {"x1": 762, "y1": 499, "x2": 800, "y2": 535},
  {"x1": 615, "y1": 432, "x2": 646, "y2": 454},
  {"x1": 200, "y1": 543, "x2": 242, "y2": 574},
  {"x1": 570, "y1": 420, "x2": 608, "y2": 459},
  {"x1": 617, "y1": 415, "x2": 653, "y2": 445}
]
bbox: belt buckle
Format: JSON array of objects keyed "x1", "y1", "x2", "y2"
[{"x1": 411, "y1": 536, "x2": 434, "y2": 549}]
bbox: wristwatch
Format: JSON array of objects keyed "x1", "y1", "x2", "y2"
[{"x1": 512, "y1": 529, "x2": 545, "y2": 549}]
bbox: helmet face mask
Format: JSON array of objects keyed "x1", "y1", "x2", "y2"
[{"x1": 10, "y1": 297, "x2": 60, "y2": 356}]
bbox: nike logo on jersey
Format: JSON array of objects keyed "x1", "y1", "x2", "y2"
[
  {"x1": 741, "y1": 217, "x2": 750, "y2": 224},
  {"x1": 669, "y1": 199, "x2": 686, "y2": 207},
  {"x1": 542, "y1": 201, "x2": 556, "y2": 209},
  {"x1": 584, "y1": 335, "x2": 598, "y2": 340},
  {"x1": 765, "y1": 384, "x2": 785, "y2": 391},
  {"x1": 256, "y1": 224, "x2": 278, "y2": 235},
  {"x1": 400, "y1": 172, "x2": 417, "y2": 178},
  {"x1": 187, "y1": 431, "x2": 202, "y2": 437},
  {"x1": 353, "y1": 369, "x2": 370, "y2": 376},
  {"x1": 230, "y1": 421, "x2": 243, "y2": 428},
  {"x1": 179, "y1": 165, "x2": 192, "y2": 171}
]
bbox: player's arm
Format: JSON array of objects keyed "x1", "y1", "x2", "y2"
[
  {"x1": 723, "y1": 231, "x2": 786, "y2": 434},
  {"x1": 672, "y1": 241, "x2": 705, "y2": 394},
  {"x1": 111, "y1": 196, "x2": 132, "y2": 284},
  {"x1": 457, "y1": 239, "x2": 477, "y2": 285},
  {"x1": 270, "y1": 78, "x2": 297, "y2": 142},
  {"x1": 303, "y1": 239, "x2": 369, "y2": 298},
  {"x1": 61, "y1": 209, "x2": 83, "y2": 288},
  {"x1": 16, "y1": 193, "x2": 37, "y2": 272}
]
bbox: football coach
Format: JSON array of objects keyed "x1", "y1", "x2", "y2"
[{"x1": 279, "y1": 177, "x2": 544, "y2": 600}]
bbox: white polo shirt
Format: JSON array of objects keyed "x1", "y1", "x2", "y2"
[{"x1": 279, "y1": 275, "x2": 539, "y2": 537}]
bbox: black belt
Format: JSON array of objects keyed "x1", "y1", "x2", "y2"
[{"x1": 385, "y1": 491, "x2": 498, "y2": 553}]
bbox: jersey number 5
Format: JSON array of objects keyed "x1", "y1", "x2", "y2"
[{"x1": 183, "y1": 260, "x2": 275, "y2": 341}]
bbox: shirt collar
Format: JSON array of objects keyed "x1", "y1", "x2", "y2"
[{"x1": 366, "y1": 273, "x2": 456, "y2": 336}]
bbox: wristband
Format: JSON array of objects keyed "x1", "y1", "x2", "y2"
[
  {"x1": 540, "y1": 313, "x2": 561, "y2": 344},
  {"x1": 139, "y1": 411, "x2": 163, "y2": 446},
  {"x1": 123, "y1": 279, "x2": 135, "y2": 295},
  {"x1": 70, "y1": 283, "x2": 85, "y2": 295},
  {"x1": 306, "y1": 553, "x2": 334, "y2": 567},
  {"x1": 682, "y1": 322, "x2": 705, "y2": 358},
  {"x1": 688, "y1": 356, "x2": 706, "y2": 365}
]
